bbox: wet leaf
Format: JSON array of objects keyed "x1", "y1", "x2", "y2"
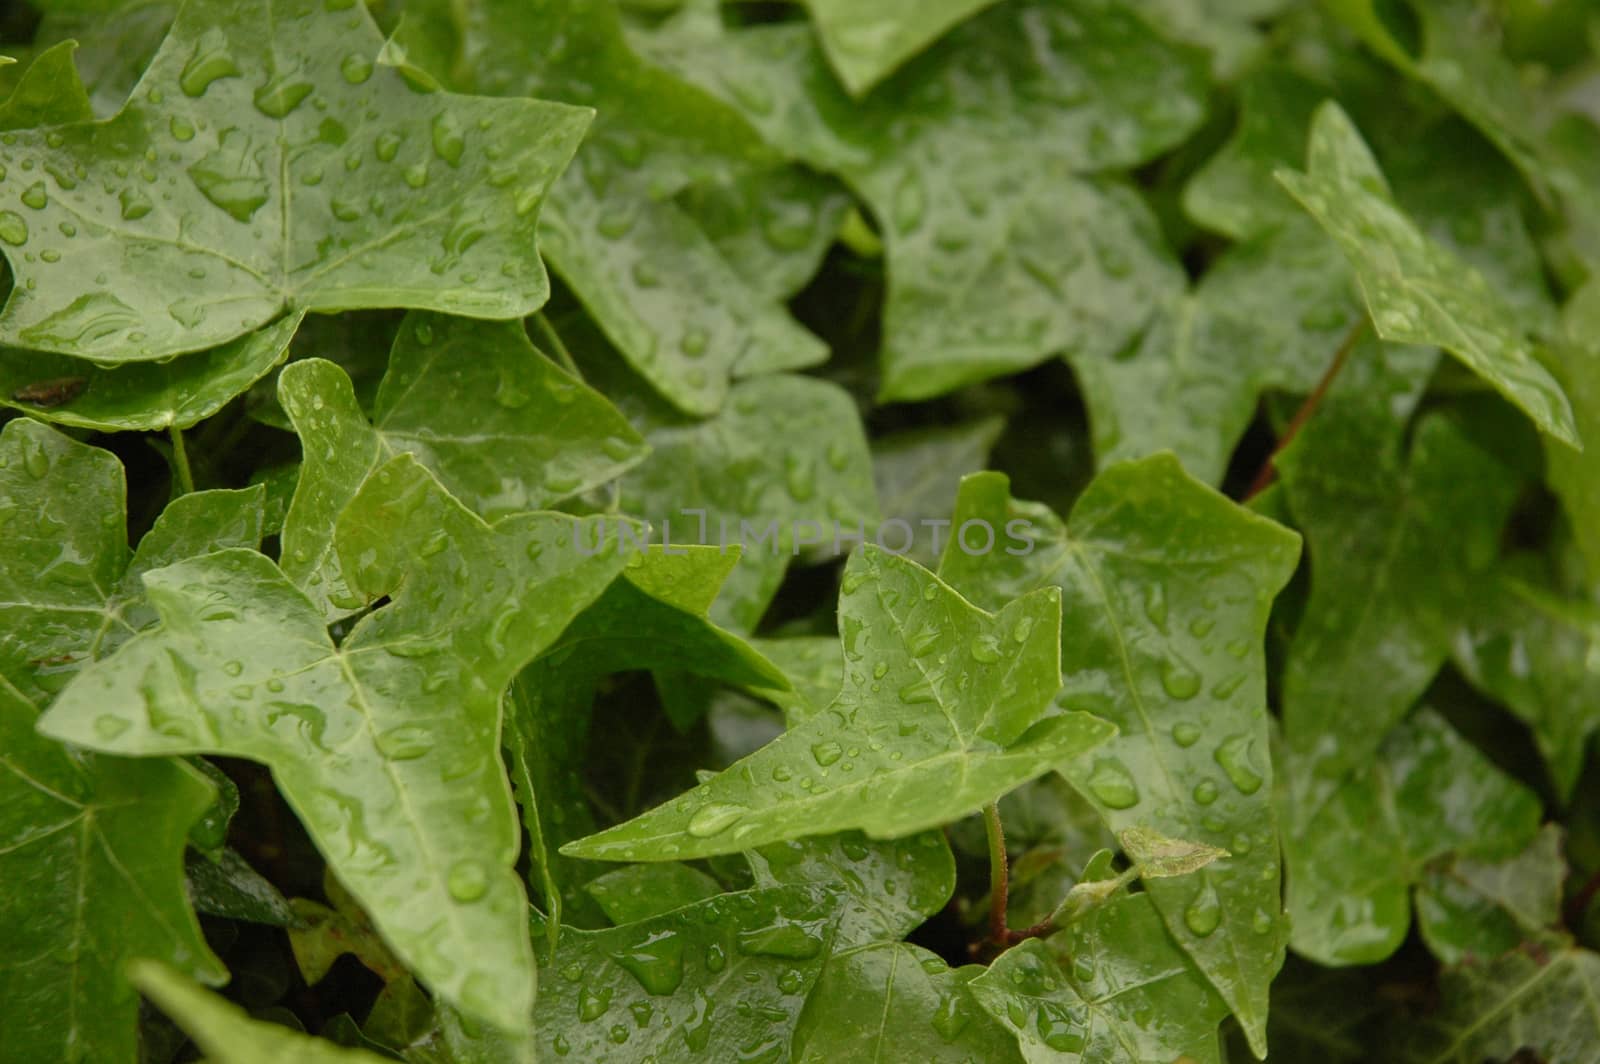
[
  {"x1": 39, "y1": 455, "x2": 636, "y2": 1031},
  {"x1": 0, "y1": 0, "x2": 590, "y2": 362},
  {"x1": 938, "y1": 454, "x2": 1301, "y2": 1056},
  {"x1": 562, "y1": 546, "x2": 1115, "y2": 862}
]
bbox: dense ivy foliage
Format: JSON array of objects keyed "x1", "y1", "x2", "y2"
[{"x1": 3, "y1": 0, "x2": 1600, "y2": 1060}]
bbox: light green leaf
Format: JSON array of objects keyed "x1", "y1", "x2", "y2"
[
  {"x1": 802, "y1": 0, "x2": 1002, "y2": 95},
  {"x1": 0, "y1": 313, "x2": 301, "y2": 431},
  {"x1": 39, "y1": 456, "x2": 636, "y2": 1031},
  {"x1": 1286, "y1": 708, "x2": 1543, "y2": 966},
  {"x1": 1118, "y1": 827, "x2": 1229, "y2": 879},
  {"x1": 1277, "y1": 102, "x2": 1580, "y2": 445},
  {"x1": 1416, "y1": 823, "x2": 1566, "y2": 966},
  {"x1": 130, "y1": 960, "x2": 392, "y2": 1064},
  {"x1": 872, "y1": 416, "x2": 1005, "y2": 565},
  {"x1": 530, "y1": 885, "x2": 838, "y2": 1062},
  {"x1": 454, "y1": 0, "x2": 822, "y2": 414},
  {"x1": 1184, "y1": 65, "x2": 1326, "y2": 241},
  {"x1": 1454, "y1": 563, "x2": 1600, "y2": 800},
  {"x1": 1, "y1": 689, "x2": 224, "y2": 1064},
  {"x1": 792, "y1": 942, "x2": 1021, "y2": 1063},
  {"x1": 0, "y1": 40, "x2": 93, "y2": 127},
  {"x1": 278, "y1": 315, "x2": 644, "y2": 617},
  {"x1": 1277, "y1": 339, "x2": 1521, "y2": 816},
  {"x1": 969, "y1": 893, "x2": 1230, "y2": 1063},
  {"x1": 938, "y1": 455, "x2": 1300, "y2": 1056},
  {"x1": 646, "y1": 0, "x2": 1208, "y2": 401},
  {"x1": 1069, "y1": 215, "x2": 1360, "y2": 484},
  {"x1": 614, "y1": 370, "x2": 878, "y2": 632},
  {"x1": 584, "y1": 862, "x2": 724, "y2": 925},
  {"x1": 0, "y1": 419, "x2": 264, "y2": 1064},
  {"x1": 748, "y1": 829, "x2": 955, "y2": 948},
  {"x1": 1389, "y1": 935, "x2": 1600, "y2": 1063},
  {"x1": 0, "y1": 0, "x2": 590, "y2": 362},
  {"x1": 562, "y1": 546, "x2": 1114, "y2": 862},
  {"x1": 677, "y1": 165, "x2": 851, "y2": 305}
]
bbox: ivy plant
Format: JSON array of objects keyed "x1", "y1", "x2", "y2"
[{"x1": 3, "y1": 0, "x2": 1600, "y2": 1061}]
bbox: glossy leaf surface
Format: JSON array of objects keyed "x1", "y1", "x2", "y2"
[
  {"x1": 40, "y1": 457, "x2": 634, "y2": 1030},
  {"x1": 0, "y1": 0, "x2": 590, "y2": 362}
]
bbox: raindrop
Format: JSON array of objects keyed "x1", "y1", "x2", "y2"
[
  {"x1": 179, "y1": 31, "x2": 240, "y2": 97},
  {"x1": 897, "y1": 678, "x2": 936, "y2": 704},
  {"x1": 0, "y1": 211, "x2": 28, "y2": 245},
  {"x1": 686, "y1": 802, "x2": 746, "y2": 838},
  {"x1": 1086, "y1": 759, "x2": 1139, "y2": 809},
  {"x1": 432, "y1": 111, "x2": 466, "y2": 166},
  {"x1": 94, "y1": 715, "x2": 131, "y2": 740},
  {"x1": 253, "y1": 71, "x2": 313, "y2": 117},
  {"x1": 578, "y1": 984, "x2": 612, "y2": 1022},
  {"x1": 1171, "y1": 722, "x2": 1201, "y2": 747},
  {"x1": 1192, "y1": 779, "x2": 1219, "y2": 805},
  {"x1": 1214, "y1": 734, "x2": 1264, "y2": 794},
  {"x1": 704, "y1": 943, "x2": 726, "y2": 973},
  {"x1": 447, "y1": 859, "x2": 489, "y2": 902},
  {"x1": 20, "y1": 182, "x2": 47, "y2": 210},
  {"x1": 612, "y1": 928, "x2": 685, "y2": 995},
  {"x1": 340, "y1": 53, "x2": 374, "y2": 84},
  {"x1": 375, "y1": 131, "x2": 403, "y2": 162},
  {"x1": 1160, "y1": 658, "x2": 1202, "y2": 700},
  {"x1": 811, "y1": 740, "x2": 843, "y2": 767},
  {"x1": 1012, "y1": 617, "x2": 1034, "y2": 644},
  {"x1": 376, "y1": 724, "x2": 433, "y2": 761},
  {"x1": 893, "y1": 174, "x2": 925, "y2": 232},
  {"x1": 1184, "y1": 880, "x2": 1221, "y2": 937},
  {"x1": 969, "y1": 636, "x2": 1002, "y2": 663}
]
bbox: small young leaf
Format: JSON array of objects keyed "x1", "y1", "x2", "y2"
[{"x1": 1278, "y1": 102, "x2": 1579, "y2": 445}]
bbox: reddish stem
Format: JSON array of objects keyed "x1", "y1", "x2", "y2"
[{"x1": 1243, "y1": 319, "x2": 1367, "y2": 501}]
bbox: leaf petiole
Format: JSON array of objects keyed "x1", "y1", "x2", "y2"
[{"x1": 168, "y1": 425, "x2": 195, "y2": 496}]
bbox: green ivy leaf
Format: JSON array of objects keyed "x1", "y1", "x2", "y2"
[
  {"x1": 1545, "y1": 278, "x2": 1600, "y2": 579},
  {"x1": 563, "y1": 546, "x2": 1114, "y2": 862},
  {"x1": 1286, "y1": 708, "x2": 1543, "y2": 966},
  {"x1": 278, "y1": 316, "x2": 644, "y2": 617},
  {"x1": 1069, "y1": 215, "x2": 1360, "y2": 484},
  {"x1": 1454, "y1": 563, "x2": 1600, "y2": 801},
  {"x1": 451, "y1": 0, "x2": 822, "y2": 414},
  {"x1": 39, "y1": 455, "x2": 636, "y2": 1031},
  {"x1": 1, "y1": 313, "x2": 301, "y2": 431},
  {"x1": 505, "y1": 545, "x2": 786, "y2": 926},
  {"x1": 1415, "y1": 823, "x2": 1566, "y2": 966},
  {"x1": 748, "y1": 829, "x2": 955, "y2": 948},
  {"x1": 0, "y1": 0, "x2": 590, "y2": 362},
  {"x1": 0, "y1": 40, "x2": 93, "y2": 127},
  {"x1": 1389, "y1": 935, "x2": 1600, "y2": 1063},
  {"x1": 938, "y1": 455, "x2": 1300, "y2": 1056},
  {"x1": 584, "y1": 862, "x2": 724, "y2": 925},
  {"x1": 1277, "y1": 102, "x2": 1580, "y2": 446},
  {"x1": 646, "y1": 0, "x2": 1208, "y2": 400},
  {"x1": 130, "y1": 960, "x2": 393, "y2": 1064},
  {"x1": 969, "y1": 893, "x2": 1230, "y2": 1063},
  {"x1": 793, "y1": 942, "x2": 1020, "y2": 1063},
  {"x1": 676, "y1": 166, "x2": 851, "y2": 305},
  {"x1": 801, "y1": 0, "x2": 1002, "y2": 95},
  {"x1": 612, "y1": 369, "x2": 878, "y2": 632},
  {"x1": 0, "y1": 419, "x2": 266, "y2": 1064},
  {"x1": 530, "y1": 885, "x2": 838, "y2": 1062},
  {"x1": 1277, "y1": 338, "x2": 1521, "y2": 816}
]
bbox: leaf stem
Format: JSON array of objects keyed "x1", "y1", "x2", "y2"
[
  {"x1": 1243, "y1": 318, "x2": 1366, "y2": 501},
  {"x1": 532, "y1": 311, "x2": 584, "y2": 381},
  {"x1": 168, "y1": 425, "x2": 195, "y2": 496},
  {"x1": 984, "y1": 802, "x2": 1009, "y2": 945}
]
